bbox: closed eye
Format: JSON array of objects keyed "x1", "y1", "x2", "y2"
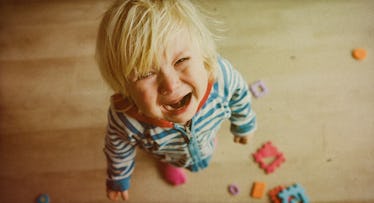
[
  {"x1": 175, "y1": 57, "x2": 190, "y2": 65},
  {"x1": 137, "y1": 71, "x2": 155, "y2": 81}
]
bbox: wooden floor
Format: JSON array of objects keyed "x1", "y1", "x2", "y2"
[{"x1": 0, "y1": 0, "x2": 373, "y2": 202}]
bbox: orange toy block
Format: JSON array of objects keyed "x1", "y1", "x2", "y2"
[
  {"x1": 251, "y1": 182, "x2": 266, "y2": 199},
  {"x1": 352, "y1": 48, "x2": 367, "y2": 60}
]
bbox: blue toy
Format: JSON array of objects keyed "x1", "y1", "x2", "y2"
[
  {"x1": 278, "y1": 184, "x2": 309, "y2": 203},
  {"x1": 36, "y1": 194, "x2": 49, "y2": 203}
]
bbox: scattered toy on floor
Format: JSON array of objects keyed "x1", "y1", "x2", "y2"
[
  {"x1": 278, "y1": 183, "x2": 309, "y2": 203},
  {"x1": 251, "y1": 181, "x2": 266, "y2": 199},
  {"x1": 249, "y1": 80, "x2": 268, "y2": 98},
  {"x1": 36, "y1": 194, "x2": 49, "y2": 203},
  {"x1": 268, "y1": 186, "x2": 285, "y2": 203},
  {"x1": 228, "y1": 184, "x2": 240, "y2": 195},
  {"x1": 352, "y1": 48, "x2": 367, "y2": 60},
  {"x1": 253, "y1": 141, "x2": 285, "y2": 174}
]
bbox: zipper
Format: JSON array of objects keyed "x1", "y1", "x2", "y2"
[
  {"x1": 183, "y1": 120, "x2": 192, "y2": 144},
  {"x1": 175, "y1": 120, "x2": 205, "y2": 171}
]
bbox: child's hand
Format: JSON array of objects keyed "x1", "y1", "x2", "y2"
[
  {"x1": 107, "y1": 189, "x2": 129, "y2": 201},
  {"x1": 233, "y1": 134, "x2": 253, "y2": 145}
]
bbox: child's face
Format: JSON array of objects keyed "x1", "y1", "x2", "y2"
[{"x1": 126, "y1": 31, "x2": 209, "y2": 125}]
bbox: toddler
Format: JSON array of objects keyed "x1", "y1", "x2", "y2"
[{"x1": 95, "y1": 0, "x2": 257, "y2": 201}]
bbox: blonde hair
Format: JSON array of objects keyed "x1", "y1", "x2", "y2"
[{"x1": 96, "y1": 0, "x2": 219, "y2": 96}]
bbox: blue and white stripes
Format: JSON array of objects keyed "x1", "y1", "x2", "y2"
[{"x1": 104, "y1": 57, "x2": 256, "y2": 191}]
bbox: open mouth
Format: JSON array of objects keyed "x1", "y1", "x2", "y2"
[{"x1": 163, "y1": 93, "x2": 192, "y2": 112}]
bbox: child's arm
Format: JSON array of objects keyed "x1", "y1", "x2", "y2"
[
  {"x1": 218, "y1": 57, "x2": 257, "y2": 141},
  {"x1": 104, "y1": 107, "x2": 138, "y2": 201}
]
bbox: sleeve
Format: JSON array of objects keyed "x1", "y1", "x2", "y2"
[
  {"x1": 104, "y1": 106, "x2": 137, "y2": 192},
  {"x1": 218, "y1": 57, "x2": 257, "y2": 137}
]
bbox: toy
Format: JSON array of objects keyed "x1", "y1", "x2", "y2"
[
  {"x1": 268, "y1": 186, "x2": 285, "y2": 203},
  {"x1": 278, "y1": 184, "x2": 309, "y2": 203},
  {"x1": 36, "y1": 194, "x2": 49, "y2": 203},
  {"x1": 253, "y1": 141, "x2": 285, "y2": 174},
  {"x1": 251, "y1": 181, "x2": 266, "y2": 199},
  {"x1": 249, "y1": 80, "x2": 268, "y2": 98},
  {"x1": 352, "y1": 48, "x2": 367, "y2": 60},
  {"x1": 228, "y1": 184, "x2": 239, "y2": 195}
]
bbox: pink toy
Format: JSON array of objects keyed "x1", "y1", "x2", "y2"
[
  {"x1": 249, "y1": 80, "x2": 268, "y2": 98},
  {"x1": 228, "y1": 184, "x2": 239, "y2": 195},
  {"x1": 253, "y1": 141, "x2": 285, "y2": 174}
]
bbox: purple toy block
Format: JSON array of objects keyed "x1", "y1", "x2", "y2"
[{"x1": 249, "y1": 80, "x2": 268, "y2": 98}]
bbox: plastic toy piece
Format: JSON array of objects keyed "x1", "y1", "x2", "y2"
[
  {"x1": 228, "y1": 184, "x2": 239, "y2": 195},
  {"x1": 36, "y1": 194, "x2": 50, "y2": 203},
  {"x1": 352, "y1": 48, "x2": 367, "y2": 60},
  {"x1": 278, "y1": 184, "x2": 309, "y2": 203},
  {"x1": 253, "y1": 141, "x2": 285, "y2": 174},
  {"x1": 268, "y1": 186, "x2": 285, "y2": 203},
  {"x1": 251, "y1": 181, "x2": 266, "y2": 199},
  {"x1": 249, "y1": 80, "x2": 268, "y2": 98}
]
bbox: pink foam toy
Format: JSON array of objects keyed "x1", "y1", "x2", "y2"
[
  {"x1": 249, "y1": 80, "x2": 268, "y2": 98},
  {"x1": 228, "y1": 184, "x2": 239, "y2": 195},
  {"x1": 253, "y1": 141, "x2": 285, "y2": 174}
]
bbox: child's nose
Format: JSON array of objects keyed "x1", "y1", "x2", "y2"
[{"x1": 158, "y1": 71, "x2": 180, "y2": 95}]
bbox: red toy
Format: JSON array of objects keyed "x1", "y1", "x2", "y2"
[
  {"x1": 268, "y1": 186, "x2": 285, "y2": 203},
  {"x1": 253, "y1": 141, "x2": 285, "y2": 174}
]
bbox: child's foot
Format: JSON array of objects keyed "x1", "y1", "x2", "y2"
[{"x1": 162, "y1": 163, "x2": 187, "y2": 186}]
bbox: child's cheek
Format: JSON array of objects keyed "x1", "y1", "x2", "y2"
[{"x1": 137, "y1": 88, "x2": 158, "y2": 110}]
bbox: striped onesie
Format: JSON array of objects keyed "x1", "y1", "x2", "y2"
[{"x1": 104, "y1": 57, "x2": 257, "y2": 191}]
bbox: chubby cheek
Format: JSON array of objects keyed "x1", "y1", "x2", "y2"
[
  {"x1": 190, "y1": 66, "x2": 209, "y2": 97},
  {"x1": 130, "y1": 85, "x2": 160, "y2": 115}
]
